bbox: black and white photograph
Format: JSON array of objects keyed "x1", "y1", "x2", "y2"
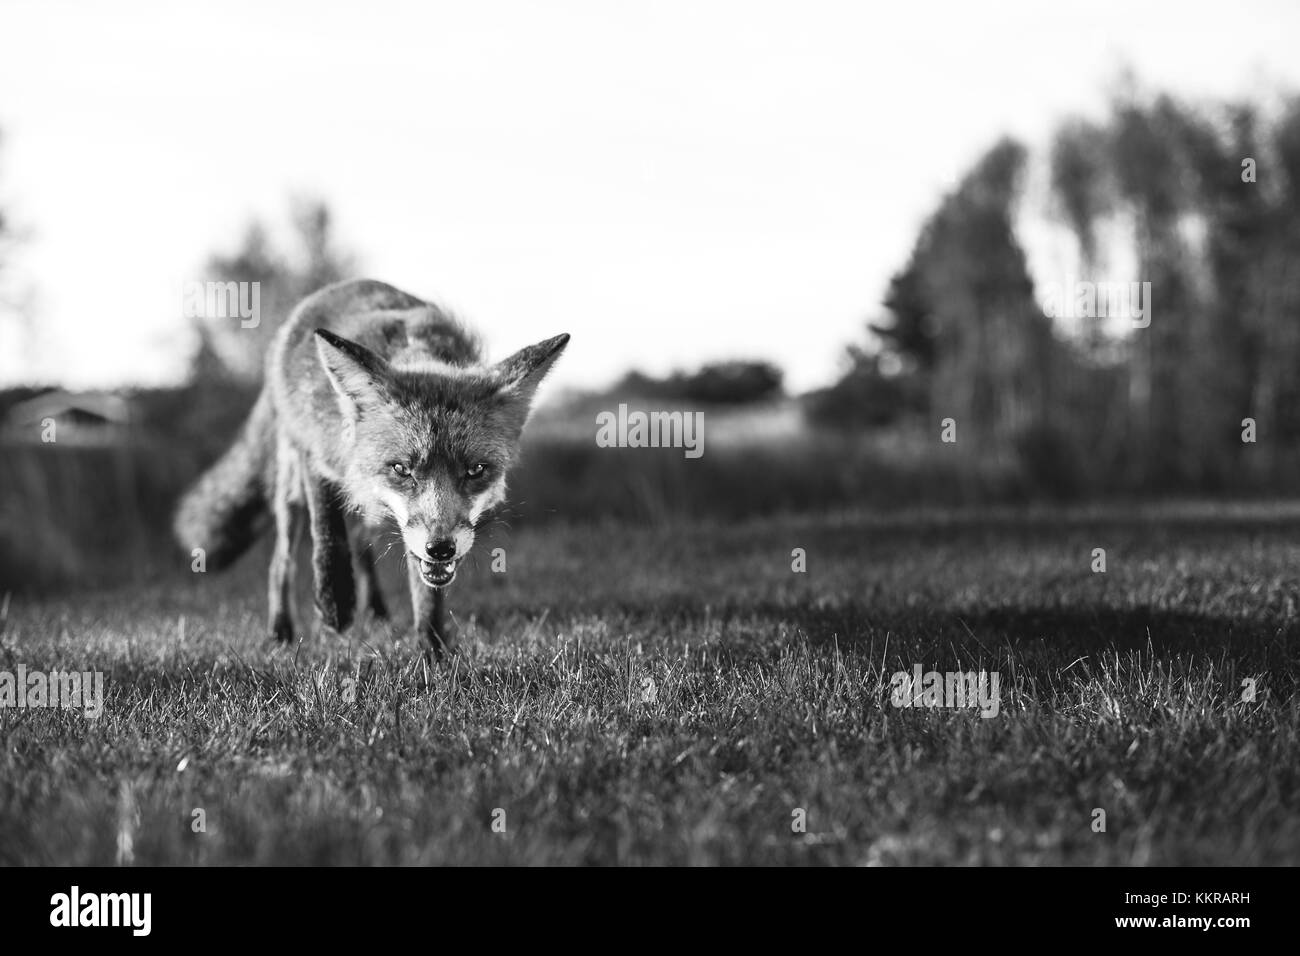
[{"x1": 0, "y1": 0, "x2": 1294, "y2": 931}]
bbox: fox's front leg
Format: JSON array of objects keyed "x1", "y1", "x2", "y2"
[
  {"x1": 303, "y1": 467, "x2": 356, "y2": 633},
  {"x1": 268, "y1": 494, "x2": 304, "y2": 643},
  {"x1": 268, "y1": 440, "x2": 304, "y2": 643},
  {"x1": 406, "y1": 558, "x2": 457, "y2": 656},
  {"x1": 352, "y1": 523, "x2": 388, "y2": 620}
]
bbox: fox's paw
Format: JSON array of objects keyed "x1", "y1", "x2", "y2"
[
  {"x1": 312, "y1": 542, "x2": 357, "y2": 634},
  {"x1": 270, "y1": 613, "x2": 295, "y2": 645},
  {"x1": 421, "y1": 638, "x2": 459, "y2": 665},
  {"x1": 315, "y1": 593, "x2": 356, "y2": 634},
  {"x1": 419, "y1": 616, "x2": 459, "y2": 659}
]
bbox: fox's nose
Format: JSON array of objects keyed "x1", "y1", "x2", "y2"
[{"x1": 425, "y1": 539, "x2": 456, "y2": 562}]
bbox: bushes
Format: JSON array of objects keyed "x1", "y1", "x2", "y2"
[
  {"x1": 613, "y1": 361, "x2": 783, "y2": 406},
  {"x1": 1, "y1": 405, "x2": 1005, "y2": 592},
  {"x1": 0, "y1": 437, "x2": 192, "y2": 591},
  {"x1": 803, "y1": 363, "x2": 924, "y2": 431},
  {"x1": 1013, "y1": 422, "x2": 1087, "y2": 500},
  {"x1": 0, "y1": 381, "x2": 258, "y2": 593}
]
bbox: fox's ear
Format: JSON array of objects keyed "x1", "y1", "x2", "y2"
[
  {"x1": 491, "y1": 333, "x2": 570, "y2": 435},
  {"x1": 492, "y1": 333, "x2": 570, "y2": 405},
  {"x1": 315, "y1": 329, "x2": 393, "y2": 414}
]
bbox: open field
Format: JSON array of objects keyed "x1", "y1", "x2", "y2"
[{"x1": 2, "y1": 503, "x2": 1299, "y2": 865}]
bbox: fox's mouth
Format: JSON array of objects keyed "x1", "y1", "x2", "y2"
[{"x1": 414, "y1": 555, "x2": 458, "y2": 589}]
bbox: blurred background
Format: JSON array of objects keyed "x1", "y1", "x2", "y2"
[{"x1": 3, "y1": 0, "x2": 1300, "y2": 591}]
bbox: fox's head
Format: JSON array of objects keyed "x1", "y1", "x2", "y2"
[{"x1": 314, "y1": 327, "x2": 569, "y2": 588}]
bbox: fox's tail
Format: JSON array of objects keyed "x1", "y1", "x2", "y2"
[{"x1": 173, "y1": 387, "x2": 276, "y2": 571}]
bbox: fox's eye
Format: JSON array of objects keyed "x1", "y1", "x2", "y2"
[
  {"x1": 466, "y1": 463, "x2": 487, "y2": 479},
  {"x1": 390, "y1": 462, "x2": 411, "y2": 478}
]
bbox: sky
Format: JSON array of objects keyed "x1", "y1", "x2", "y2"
[{"x1": 1, "y1": 0, "x2": 1299, "y2": 394}]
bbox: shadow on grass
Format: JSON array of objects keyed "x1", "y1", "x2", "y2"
[{"x1": 469, "y1": 595, "x2": 1299, "y2": 668}]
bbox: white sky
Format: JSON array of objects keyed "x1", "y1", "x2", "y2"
[{"x1": 1, "y1": 0, "x2": 1298, "y2": 393}]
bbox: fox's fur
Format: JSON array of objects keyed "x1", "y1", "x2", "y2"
[{"x1": 173, "y1": 278, "x2": 569, "y2": 653}]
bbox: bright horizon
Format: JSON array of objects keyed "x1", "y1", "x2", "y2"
[{"x1": 2, "y1": 0, "x2": 1299, "y2": 394}]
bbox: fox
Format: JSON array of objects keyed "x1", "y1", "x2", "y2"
[{"x1": 173, "y1": 278, "x2": 569, "y2": 654}]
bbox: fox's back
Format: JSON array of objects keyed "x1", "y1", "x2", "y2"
[
  {"x1": 274, "y1": 279, "x2": 480, "y2": 375},
  {"x1": 269, "y1": 280, "x2": 482, "y2": 439}
]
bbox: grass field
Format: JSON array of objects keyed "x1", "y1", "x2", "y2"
[{"x1": 2, "y1": 502, "x2": 1299, "y2": 865}]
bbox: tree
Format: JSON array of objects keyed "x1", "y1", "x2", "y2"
[
  {"x1": 1047, "y1": 89, "x2": 1300, "y2": 489},
  {"x1": 868, "y1": 138, "x2": 1055, "y2": 446},
  {"x1": 189, "y1": 197, "x2": 358, "y2": 383},
  {"x1": 0, "y1": 129, "x2": 35, "y2": 379}
]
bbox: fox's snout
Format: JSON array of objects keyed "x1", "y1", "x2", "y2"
[
  {"x1": 399, "y1": 513, "x2": 477, "y2": 563},
  {"x1": 400, "y1": 511, "x2": 478, "y2": 589},
  {"x1": 424, "y1": 539, "x2": 457, "y2": 562}
]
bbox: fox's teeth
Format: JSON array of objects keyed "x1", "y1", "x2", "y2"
[{"x1": 416, "y1": 557, "x2": 456, "y2": 579}]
